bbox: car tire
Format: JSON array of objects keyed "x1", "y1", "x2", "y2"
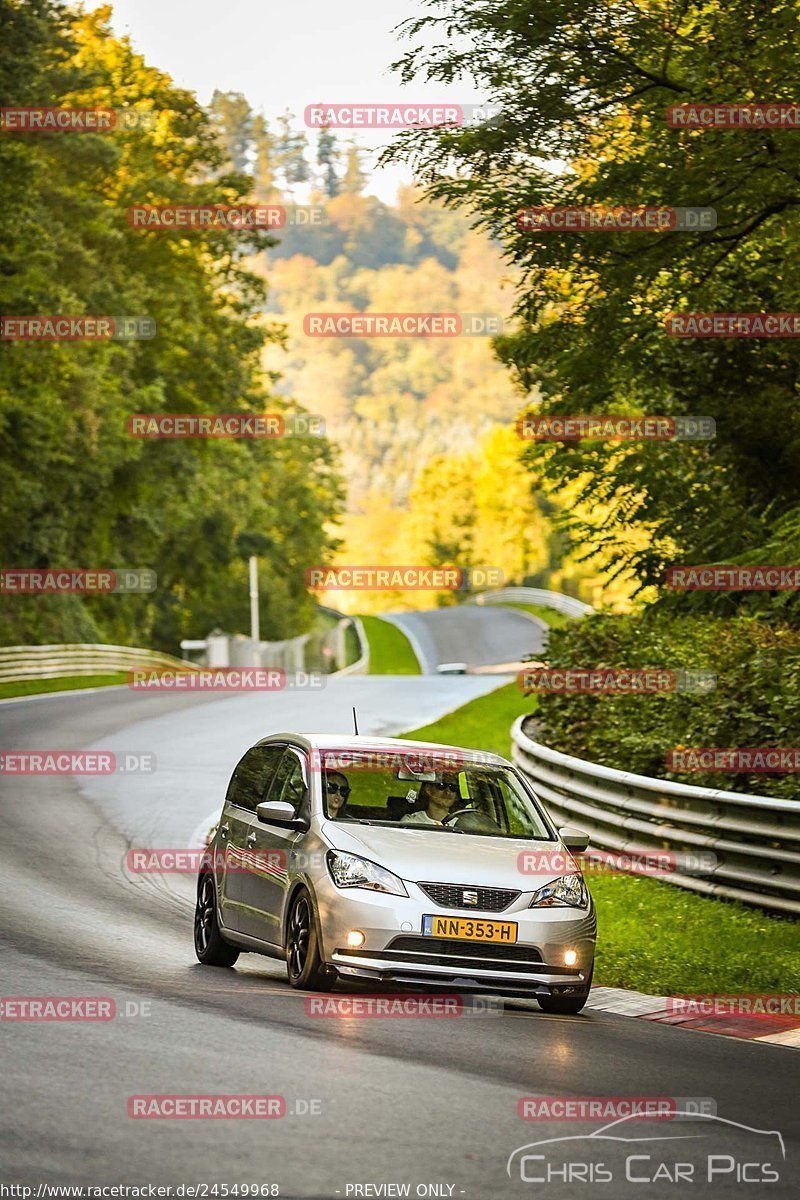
[
  {"x1": 537, "y1": 966, "x2": 593, "y2": 1015},
  {"x1": 286, "y1": 888, "x2": 330, "y2": 991},
  {"x1": 194, "y1": 872, "x2": 240, "y2": 967}
]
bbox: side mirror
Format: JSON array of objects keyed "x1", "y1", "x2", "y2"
[
  {"x1": 558, "y1": 826, "x2": 590, "y2": 853},
  {"x1": 257, "y1": 800, "x2": 308, "y2": 831}
]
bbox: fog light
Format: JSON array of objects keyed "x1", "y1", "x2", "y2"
[
  {"x1": 346, "y1": 930, "x2": 366, "y2": 948},
  {"x1": 564, "y1": 949, "x2": 578, "y2": 967}
]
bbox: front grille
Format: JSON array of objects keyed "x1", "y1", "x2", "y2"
[
  {"x1": 384, "y1": 936, "x2": 543, "y2": 969},
  {"x1": 419, "y1": 881, "x2": 520, "y2": 912}
]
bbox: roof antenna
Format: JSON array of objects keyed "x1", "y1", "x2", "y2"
[{"x1": 352, "y1": 706, "x2": 359, "y2": 736}]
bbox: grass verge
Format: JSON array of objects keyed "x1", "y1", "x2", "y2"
[
  {"x1": 0, "y1": 673, "x2": 128, "y2": 700},
  {"x1": 360, "y1": 615, "x2": 421, "y2": 674},
  {"x1": 403, "y1": 680, "x2": 533, "y2": 758},
  {"x1": 398, "y1": 681, "x2": 799, "y2": 994}
]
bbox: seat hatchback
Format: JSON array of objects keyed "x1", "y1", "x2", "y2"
[{"x1": 194, "y1": 733, "x2": 596, "y2": 1013}]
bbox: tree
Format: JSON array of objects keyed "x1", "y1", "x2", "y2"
[
  {"x1": 252, "y1": 114, "x2": 277, "y2": 200},
  {"x1": 341, "y1": 140, "x2": 366, "y2": 195},
  {"x1": 208, "y1": 90, "x2": 254, "y2": 173},
  {"x1": 404, "y1": 427, "x2": 552, "y2": 599},
  {"x1": 316, "y1": 124, "x2": 340, "y2": 198},
  {"x1": 383, "y1": 0, "x2": 800, "y2": 619},
  {"x1": 274, "y1": 110, "x2": 310, "y2": 194},
  {"x1": 0, "y1": 2, "x2": 343, "y2": 650}
]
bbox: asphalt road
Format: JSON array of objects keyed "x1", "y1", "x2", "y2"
[
  {"x1": 0, "y1": 609, "x2": 796, "y2": 1198},
  {"x1": 382, "y1": 605, "x2": 546, "y2": 672}
]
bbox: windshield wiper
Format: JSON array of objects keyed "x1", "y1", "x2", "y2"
[
  {"x1": 338, "y1": 817, "x2": 466, "y2": 831},
  {"x1": 404, "y1": 823, "x2": 465, "y2": 833}
]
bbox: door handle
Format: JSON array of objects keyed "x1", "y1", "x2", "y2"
[
  {"x1": 246, "y1": 832, "x2": 257, "y2": 844},
  {"x1": 220, "y1": 822, "x2": 229, "y2": 839}
]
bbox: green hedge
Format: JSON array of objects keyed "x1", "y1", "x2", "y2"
[{"x1": 535, "y1": 614, "x2": 800, "y2": 799}]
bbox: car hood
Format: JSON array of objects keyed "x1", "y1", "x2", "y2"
[{"x1": 321, "y1": 820, "x2": 564, "y2": 888}]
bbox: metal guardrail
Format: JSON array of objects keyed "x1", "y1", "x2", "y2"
[
  {"x1": 511, "y1": 716, "x2": 800, "y2": 916},
  {"x1": 316, "y1": 605, "x2": 371, "y2": 675},
  {"x1": 0, "y1": 643, "x2": 197, "y2": 682},
  {"x1": 332, "y1": 615, "x2": 370, "y2": 676},
  {"x1": 180, "y1": 632, "x2": 310, "y2": 671},
  {"x1": 475, "y1": 587, "x2": 594, "y2": 618}
]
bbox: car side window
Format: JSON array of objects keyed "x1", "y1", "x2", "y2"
[
  {"x1": 225, "y1": 745, "x2": 284, "y2": 813},
  {"x1": 267, "y1": 749, "x2": 309, "y2": 818}
]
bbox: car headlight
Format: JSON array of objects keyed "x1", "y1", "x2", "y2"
[
  {"x1": 326, "y1": 850, "x2": 408, "y2": 897},
  {"x1": 529, "y1": 873, "x2": 588, "y2": 909}
]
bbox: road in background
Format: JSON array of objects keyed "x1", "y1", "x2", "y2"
[
  {"x1": 382, "y1": 605, "x2": 546, "y2": 672},
  {"x1": 75, "y1": 672, "x2": 506, "y2": 849}
]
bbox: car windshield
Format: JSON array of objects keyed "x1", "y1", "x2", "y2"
[{"x1": 319, "y1": 748, "x2": 555, "y2": 839}]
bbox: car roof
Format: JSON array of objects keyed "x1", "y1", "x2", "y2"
[{"x1": 254, "y1": 731, "x2": 511, "y2": 768}]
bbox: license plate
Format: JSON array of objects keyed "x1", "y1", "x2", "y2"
[{"x1": 422, "y1": 915, "x2": 518, "y2": 943}]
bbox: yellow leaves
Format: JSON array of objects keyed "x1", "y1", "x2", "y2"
[{"x1": 326, "y1": 192, "x2": 370, "y2": 233}]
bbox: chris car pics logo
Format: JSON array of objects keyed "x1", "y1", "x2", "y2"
[{"x1": 507, "y1": 1112, "x2": 785, "y2": 1186}]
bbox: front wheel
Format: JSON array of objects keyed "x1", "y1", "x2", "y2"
[
  {"x1": 286, "y1": 889, "x2": 330, "y2": 991},
  {"x1": 194, "y1": 873, "x2": 239, "y2": 967}
]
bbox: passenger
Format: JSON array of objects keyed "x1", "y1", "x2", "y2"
[
  {"x1": 323, "y1": 770, "x2": 351, "y2": 818},
  {"x1": 401, "y1": 777, "x2": 460, "y2": 826}
]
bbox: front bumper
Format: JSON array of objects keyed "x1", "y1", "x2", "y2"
[
  {"x1": 315, "y1": 874, "x2": 596, "y2": 996},
  {"x1": 332, "y1": 950, "x2": 590, "y2": 997}
]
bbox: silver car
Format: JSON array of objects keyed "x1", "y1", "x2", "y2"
[{"x1": 194, "y1": 734, "x2": 596, "y2": 1013}]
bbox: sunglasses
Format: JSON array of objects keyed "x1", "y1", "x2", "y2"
[{"x1": 326, "y1": 781, "x2": 350, "y2": 797}]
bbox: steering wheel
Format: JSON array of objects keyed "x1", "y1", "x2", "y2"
[
  {"x1": 443, "y1": 806, "x2": 503, "y2": 833},
  {"x1": 442, "y1": 807, "x2": 475, "y2": 825}
]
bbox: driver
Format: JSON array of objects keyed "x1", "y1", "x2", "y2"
[
  {"x1": 323, "y1": 770, "x2": 351, "y2": 819},
  {"x1": 401, "y1": 776, "x2": 460, "y2": 826}
]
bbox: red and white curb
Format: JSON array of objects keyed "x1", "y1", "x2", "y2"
[{"x1": 587, "y1": 986, "x2": 800, "y2": 1048}]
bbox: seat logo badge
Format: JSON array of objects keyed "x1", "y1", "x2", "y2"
[{"x1": 462, "y1": 889, "x2": 479, "y2": 906}]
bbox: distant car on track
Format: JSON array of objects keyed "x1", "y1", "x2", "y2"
[{"x1": 194, "y1": 733, "x2": 596, "y2": 1012}]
